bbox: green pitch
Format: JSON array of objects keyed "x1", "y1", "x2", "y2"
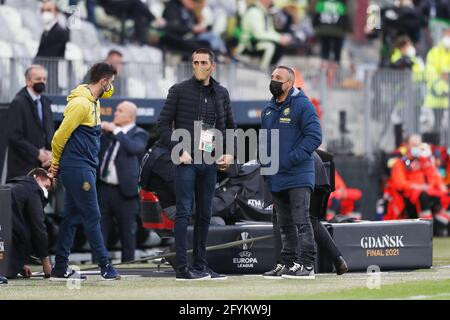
[{"x1": 1, "y1": 237, "x2": 450, "y2": 300}]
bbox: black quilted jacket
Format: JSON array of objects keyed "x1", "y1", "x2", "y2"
[{"x1": 157, "y1": 76, "x2": 236, "y2": 154}]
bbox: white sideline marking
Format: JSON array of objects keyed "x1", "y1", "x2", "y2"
[{"x1": 403, "y1": 293, "x2": 450, "y2": 300}]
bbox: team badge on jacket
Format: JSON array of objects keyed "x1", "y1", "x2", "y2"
[{"x1": 82, "y1": 182, "x2": 91, "y2": 191}]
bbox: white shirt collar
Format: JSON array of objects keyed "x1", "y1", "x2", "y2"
[
  {"x1": 44, "y1": 20, "x2": 58, "y2": 32},
  {"x1": 114, "y1": 122, "x2": 135, "y2": 135},
  {"x1": 26, "y1": 87, "x2": 40, "y2": 101},
  {"x1": 121, "y1": 122, "x2": 136, "y2": 134}
]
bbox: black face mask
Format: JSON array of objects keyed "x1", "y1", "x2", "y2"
[
  {"x1": 33, "y1": 82, "x2": 46, "y2": 94},
  {"x1": 269, "y1": 80, "x2": 285, "y2": 98}
]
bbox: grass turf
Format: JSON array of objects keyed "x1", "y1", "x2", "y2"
[{"x1": 1, "y1": 237, "x2": 449, "y2": 300}]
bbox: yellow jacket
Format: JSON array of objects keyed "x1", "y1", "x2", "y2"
[
  {"x1": 424, "y1": 44, "x2": 450, "y2": 109},
  {"x1": 51, "y1": 85, "x2": 101, "y2": 168}
]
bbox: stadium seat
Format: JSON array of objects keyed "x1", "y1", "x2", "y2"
[
  {"x1": 0, "y1": 6, "x2": 23, "y2": 33},
  {"x1": 0, "y1": 41, "x2": 13, "y2": 102},
  {"x1": 23, "y1": 40, "x2": 40, "y2": 58},
  {"x1": 0, "y1": 41, "x2": 13, "y2": 59},
  {"x1": 19, "y1": 8, "x2": 44, "y2": 41},
  {"x1": 65, "y1": 41, "x2": 84, "y2": 61},
  {"x1": 14, "y1": 28, "x2": 35, "y2": 47},
  {"x1": 0, "y1": 15, "x2": 14, "y2": 42},
  {"x1": 12, "y1": 42, "x2": 32, "y2": 58},
  {"x1": 127, "y1": 77, "x2": 146, "y2": 98},
  {"x1": 5, "y1": 0, "x2": 39, "y2": 11}
]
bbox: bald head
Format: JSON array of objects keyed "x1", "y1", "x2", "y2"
[{"x1": 114, "y1": 101, "x2": 137, "y2": 126}]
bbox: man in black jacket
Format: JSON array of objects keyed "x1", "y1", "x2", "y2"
[
  {"x1": 7, "y1": 65, "x2": 54, "y2": 180},
  {"x1": 158, "y1": 48, "x2": 235, "y2": 280},
  {"x1": 35, "y1": 0, "x2": 69, "y2": 94},
  {"x1": 36, "y1": 1, "x2": 69, "y2": 59},
  {"x1": 4, "y1": 168, "x2": 53, "y2": 279},
  {"x1": 161, "y1": 0, "x2": 211, "y2": 57},
  {"x1": 98, "y1": 101, "x2": 149, "y2": 262}
]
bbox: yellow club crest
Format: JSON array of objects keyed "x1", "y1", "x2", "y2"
[
  {"x1": 82, "y1": 181, "x2": 91, "y2": 192},
  {"x1": 283, "y1": 108, "x2": 290, "y2": 116}
]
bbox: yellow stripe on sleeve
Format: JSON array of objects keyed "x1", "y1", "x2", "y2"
[{"x1": 51, "y1": 97, "x2": 89, "y2": 166}]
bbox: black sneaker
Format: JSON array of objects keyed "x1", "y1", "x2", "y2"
[
  {"x1": 281, "y1": 263, "x2": 315, "y2": 279},
  {"x1": 0, "y1": 274, "x2": 7, "y2": 284},
  {"x1": 49, "y1": 268, "x2": 87, "y2": 282},
  {"x1": 197, "y1": 267, "x2": 228, "y2": 280},
  {"x1": 334, "y1": 256, "x2": 349, "y2": 275},
  {"x1": 176, "y1": 267, "x2": 211, "y2": 281},
  {"x1": 100, "y1": 264, "x2": 121, "y2": 281},
  {"x1": 263, "y1": 264, "x2": 288, "y2": 279}
]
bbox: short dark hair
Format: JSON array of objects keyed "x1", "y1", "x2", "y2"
[
  {"x1": 394, "y1": 36, "x2": 412, "y2": 50},
  {"x1": 27, "y1": 168, "x2": 54, "y2": 188},
  {"x1": 107, "y1": 49, "x2": 123, "y2": 58},
  {"x1": 274, "y1": 65, "x2": 295, "y2": 81},
  {"x1": 88, "y1": 62, "x2": 117, "y2": 84},
  {"x1": 192, "y1": 48, "x2": 215, "y2": 64}
]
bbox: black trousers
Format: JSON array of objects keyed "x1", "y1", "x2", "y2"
[
  {"x1": 320, "y1": 35, "x2": 344, "y2": 62},
  {"x1": 272, "y1": 187, "x2": 342, "y2": 266},
  {"x1": 98, "y1": 182, "x2": 138, "y2": 262},
  {"x1": 271, "y1": 187, "x2": 316, "y2": 267}
]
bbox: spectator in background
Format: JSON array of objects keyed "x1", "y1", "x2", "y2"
[
  {"x1": 98, "y1": 101, "x2": 149, "y2": 262},
  {"x1": 35, "y1": 0, "x2": 69, "y2": 94},
  {"x1": 414, "y1": 0, "x2": 450, "y2": 47},
  {"x1": 237, "y1": 0, "x2": 292, "y2": 70},
  {"x1": 311, "y1": 0, "x2": 351, "y2": 81},
  {"x1": 97, "y1": 0, "x2": 161, "y2": 45},
  {"x1": 6, "y1": 65, "x2": 54, "y2": 180},
  {"x1": 422, "y1": 26, "x2": 450, "y2": 144},
  {"x1": 36, "y1": 0, "x2": 69, "y2": 59},
  {"x1": 161, "y1": 0, "x2": 224, "y2": 58},
  {"x1": 390, "y1": 36, "x2": 425, "y2": 73},
  {"x1": 390, "y1": 134, "x2": 450, "y2": 224},
  {"x1": 69, "y1": 0, "x2": 97, "y2": 26},
  {"x1": 105, "y1": 50, "x2": 125, "y2": 96},
  {"x1": 272, "y1": 0, "x2": 314, "y2": 55},
  {"x1": 4, "y1": 168, "x2": 54, "y2": 279},
  {"x1": 84, "y1": 50, "x2": 126, "y2": 97},
  {"x1": 326, "y1": 170, "x2": 362, "y2": 221},
  {"x1": 378, "y1": 0, "x2": 426, "y2": 67},
  {"x1": 389, "y1": 36, "x2": 425, "y2": 137}
]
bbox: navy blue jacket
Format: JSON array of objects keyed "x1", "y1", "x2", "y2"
[
  {"x1": 261, "y1": 88, "x2": 322, "y2": 192},
  {"x1": 98, "y1": 126, "x2": 149, "y2": 198}
]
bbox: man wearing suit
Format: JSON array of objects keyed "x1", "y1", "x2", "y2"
[
  {"x1": 36, "y1": 0, "x2": 69, "y2": 59},
  {"x1": 98, "y1": 101, "x2": 149, "y2": 262},
  {"x1": 35, "y1": 0, "x2": 69, "y2": 94},
  {"x1": 6, "y1": 65, "x2": 54, "y2": 180}
]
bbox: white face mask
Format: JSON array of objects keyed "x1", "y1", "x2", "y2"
[
  {"x1": 406, "y1": 46, "x2": 416, "y2": 58},
  {"x1": 41, "y1": 11, "x2": 56, "y2": 26},
  {"x1": 442, "y1": 36, "x2": 450, "y2": 49}
]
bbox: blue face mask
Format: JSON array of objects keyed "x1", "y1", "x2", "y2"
[{"x1": 410, "y1": 147, "x2": 420, "y2": 158}]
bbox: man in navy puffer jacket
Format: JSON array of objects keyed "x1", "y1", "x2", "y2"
[{"x1": 261, "y1": 66, "x2": 322, "y2": 279}]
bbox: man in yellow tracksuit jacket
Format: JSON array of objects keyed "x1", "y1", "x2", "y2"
[{"x1": 48, "y1": 63, "x2": 121, "y2": 281}]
